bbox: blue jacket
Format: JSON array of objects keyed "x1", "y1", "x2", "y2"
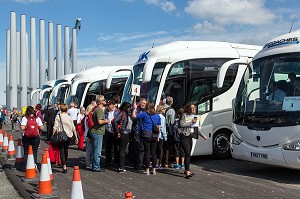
[
  {"x1": 136, "y1": 111, "x2": 161, "y2": 138},
  {"x1": 112, "y1": 111, "x2": 132, "y2": 134}
]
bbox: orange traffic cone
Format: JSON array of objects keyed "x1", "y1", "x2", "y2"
[
  {"x1": 7, "y1": 134, "x2": 16, "y2": 160},
  {"x1": 38, "y1": 153, "x2": 52, "y2": 195},
  {"x1": 0, "y1": 130, "x2": 3, "y2": 150},
  {"x1": 2, "y1": 132, "x2": 8, "y2": 154},
  {"x1": 125, "y1": 192, "x2": 133, "y2": 199},
  {"x1": 71, "y1": 166, "x2": 84, "y2": 199},
  {"x1": 44, "y1": 148, "x2": 53, "y2": 181},
  {"x1": 24, "y1": 145, "x2": 36, "y2": 179},
  {"x1": 15, "y1": 138, "x2": 24, "y2": 167}
]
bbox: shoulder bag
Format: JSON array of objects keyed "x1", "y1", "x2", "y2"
[
  {"x1": 147, "y1": 113, "x2": 160, "y2": 134},
  {"x1": 51, "y1": 114, "x2": 69, "y2": 145}
]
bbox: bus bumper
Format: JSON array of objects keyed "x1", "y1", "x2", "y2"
[{"x1": 230, "y1": 142, "x2": 293, "y2": 168}]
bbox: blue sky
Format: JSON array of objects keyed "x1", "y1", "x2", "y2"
[{"x1": 0, "y1": 0, "x2": 300, "y2": 105}]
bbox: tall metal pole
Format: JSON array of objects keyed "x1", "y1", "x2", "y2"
[
  {"x1": 16, "y1": 31, "x2": 21, "y2": 109},
  {"x1": 9, "y1": 11, "x2": 17, "y2": 110},
  {"x1": 30, "y1": 17, "x2": 37, "y2": 105},
  {"x1": 20, "y1": 14, "x2": 27, "y2": 107},
  {"x1": 39, "y1": 19, "x2": 45, "y2": 87},
  {"x1": 6, "y1": 29, "x2": 10, "y2": 109},
  {"x1": 64, "y1": 26, "x2": 70, "y2": 75},
  {"x1": 71, "y1": 28, "x2": 77, "y2": 73},
  {"x1": 48, "y1": 21, "x2": 54, "y2": 80},
  {"x1": 56, "y1": 24, "x2": 62, "y2": 78}
]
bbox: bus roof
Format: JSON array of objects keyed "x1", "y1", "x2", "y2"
[
  {"x1": 254, "y1": 29, "x2": 300, "y2": 61},
  {"x1": 137, "y1": 41, "x2": 261, "y2": 82},
  {"x1": 72, "y1": 66, "x2": 131, "y2": 83},
  {"x1": 137, "y1": 41, "x2": 261, "y2": 65}
]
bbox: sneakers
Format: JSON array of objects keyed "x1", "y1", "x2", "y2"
[
  {"x1": 181, "y1": 164, "x2": 185, "y2": 169},
  {"x1": 118, "y1": 168, "x2": 126, "y2": 173},
  {"x1": 144, "y1": 169, "x2": 150, "y2": 175},
  {"x1": 152, "y1": 169, "x2": 156, "y2": 175},
  {"x1": 174, "y1": 164, "x2": 180, "y2": 169},
  {"x1": 35, "y1": 164, "x2": 38, "y2": 172}
]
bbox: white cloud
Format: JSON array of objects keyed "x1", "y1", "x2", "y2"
[
  {"x1": 193, "y1": 21, "x2": 225, "y2": 34},
  {"x1": 13, "y1": 0, "x2": 46, "y2": 3},
  {"x1": 144, "y1": 0, "x2": 176, "y2": 13},
  {"x1": 97, "y1": 31, "x2": 168, "y2": 42},
  {"x1": 185, "y1": 0, "x2": 276, "y2": 25}
]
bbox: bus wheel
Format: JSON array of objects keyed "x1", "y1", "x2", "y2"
[{"x1": 213, "y1": 130, "x2": 231, "y2": 159}]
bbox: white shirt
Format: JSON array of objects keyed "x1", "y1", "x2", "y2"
[
  {"x1": 107, "y1": 111, "x2": 115, "y2": 124},
  {"x1": 77, "y1": 113, "x2": 85, "y2": 124},
  {"x1": 67, "y1": 107, "x2": 79, "y2": 121},
  {"x1": 21, "y1": 116, "x2": 43, "y2": 126}
]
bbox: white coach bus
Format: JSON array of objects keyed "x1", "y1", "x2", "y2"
[
  {"x1": 31, "y1": 80, "x2": 55, "y2": 108},
  {"x1": 65, "y1": 66, "x2": 130, "y2": 108},
  {"x1": 223, "y1": 30, "x2": 300, "y2": 169},
  {"x1": 121, "y1": 41, "x2": 261, "y2": 158},
  {"x1": 50, "y1": 73, "x2": 77, "y2": 106}
]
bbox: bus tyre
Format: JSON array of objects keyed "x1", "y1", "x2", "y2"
[{"x1": 213, "y1": 130, "x2": 231, "y2": 159}]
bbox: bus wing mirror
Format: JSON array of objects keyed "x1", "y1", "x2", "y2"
[
  {"x1": 217, "y1": 57, "x2": 252, "y2": 88},
  {"x1": 52, "y1": 82, "x2": 71, "y2": 97},
  {"x1": 39, "y1": 88, "x2": 52, "y2": 100},
  {"x1": 143, "y1": 56, "x2": 169, "y2": 83},
  {"x1": 106, "y1": 67, "x2": 132, "y2": 89},
  {"x1": 71, "y1": 79, "x2": 89, "y2": 96},
  {"x1": 30, "y1": 88, "x2": 41, "y2": 100}
]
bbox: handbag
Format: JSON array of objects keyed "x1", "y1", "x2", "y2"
[
  {"x1": 50, "y1": 114, "x2": 68, "y2": 145},
  {"x1": 147, "y1": 113, "x2": 159, "y2": 134},
  {"x1": 191, "y1": 127, "x2": 199, "y2": 139}
]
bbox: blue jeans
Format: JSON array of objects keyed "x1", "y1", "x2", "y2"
[{"x1": 90, "y1": 132, "x2": 103, "y2": 171}]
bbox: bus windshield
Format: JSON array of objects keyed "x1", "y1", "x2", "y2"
[
  {"x1": 51, "y1": 85, "x2": 70, "y2": 105},
  {"x1": 65, "y1": 82, "x2": 88, "y2": 106},
  {"x1": 122, "y1": 62, "x2": 167, "y2": 103},
  {"x1": 234, "y1": 52, "x2": 300, "y2": 126}
]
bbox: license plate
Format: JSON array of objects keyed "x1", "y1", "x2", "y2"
[{"x1": 250, "y1": 152, "x2": 268, "y2": 159}]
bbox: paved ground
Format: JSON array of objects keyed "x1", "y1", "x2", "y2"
[
  {"x1": 0, "y1": 163, "x2": 22, "y2": 199},
  {"x1": 1, "y1": 123, "x2": 300, "y2": 199}
]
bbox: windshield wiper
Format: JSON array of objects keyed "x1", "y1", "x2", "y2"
[{"x1": 234, "y1": 113, "x2": 260, "y2": 123}]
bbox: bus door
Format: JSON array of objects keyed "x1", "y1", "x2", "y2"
[{"x1": 190, "y1": 78, "x2": 214, "y2": 155}]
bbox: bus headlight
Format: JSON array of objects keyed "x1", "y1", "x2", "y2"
[
  {"x1": 230, "y1": 134, "x2": 242, "y2": 145},
  {"x1": 282, "y1": 140, "x2": 300, "y2": 151}
]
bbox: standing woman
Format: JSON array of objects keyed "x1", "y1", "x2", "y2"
[
  {"x1": 179, "y1": 103, "x2": 207, "y2": 179},
  {"x1": 77, "y1": 107, "x2": 86, "y2": 150},
  {"x1": 20, "y1": 106, "x2": 44, "y2": 171},
  {"x1": 156, "y1": 105, "x2": 167, "y2": 168},
  {"x1": 112, "y1": 102, "x2": 133, "y2": 173},
  {"x1": 132, "y1": 102, "x2": 161, "y2": 175},
  {"x1": 53, "y1": 103, "x2": 78, "y2": 173}
]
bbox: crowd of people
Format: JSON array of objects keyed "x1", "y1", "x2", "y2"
[{"x1": 12, "y1": 95, "x2": 207, "y2": 179}]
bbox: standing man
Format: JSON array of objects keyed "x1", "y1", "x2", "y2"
[
  {"x1": 131, "y1": 98, "x2": 147, "y2": 170},
  {"x1": 67, "y1": 102, "x2": 79, "y2": 145},
  {"x1": 90, "y1": 95, "x2": 109, "y2": 172},
  {"x1": 44, "y1": 103, "x2": 59, "y2": 140},
  {"x1": 163, "y1": 96, "x2": 177, "y2": 168},
  {"x1": 67, "y1": 102, "x2": 79, "y2": 126}
]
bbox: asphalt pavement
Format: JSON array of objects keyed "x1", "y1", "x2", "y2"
[{"x1": 1, "y1": 123, "x2": 300, "y2": 199}]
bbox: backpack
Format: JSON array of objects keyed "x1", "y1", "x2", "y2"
[
  {"x1": 87, "y1": 107, "x2": 98, "y2": 129},
  {"x1": 24, "y1": 116, "x2": 39, "y2": 138}
]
